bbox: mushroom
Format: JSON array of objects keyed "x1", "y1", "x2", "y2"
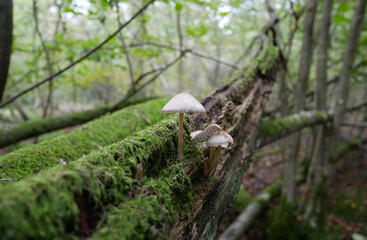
[
  {"x1": 190, "y1": 124, "x2": 222, "y2": 142},
  {"x1": 136, "y1": 163, "x2": 143, "y2": 182},
  {"x1": 162, "y1": 93, "x2": 205, "y2": 160},
  {"x1": 206, "y1": 131, "x2": 233, "y2": 176}
]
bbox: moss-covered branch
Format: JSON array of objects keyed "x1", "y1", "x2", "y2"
[
  {"x1": 259, "y1": 111, "x2": 332, "y2": 147},
  {"x1": 0, "y1": 97, "x2": 157, "y2": 148},
  {"x1": 0, "y1": 98, "x2": 167, "y2": 182}
]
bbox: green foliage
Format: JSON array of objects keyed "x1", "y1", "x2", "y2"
[
  {"x1": 268, "y1": 197, "x2": 311, "y2": 240},
  {"x1": 233, "y1": 188, "x2": 252, "y2": 211}
]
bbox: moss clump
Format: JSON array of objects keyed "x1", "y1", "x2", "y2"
[
  {"x1": 0, "y1": 98, "x2": 168, "y2": 182},
  {"x1": 233, "y1": 188, "x2": 252, "y2": 211},
  {"x1": 92, "y1": 160, "x2": 196, "y2": 240},
  {"x1": 0, "y1": 114, "x2": 201, "y2": 239}
]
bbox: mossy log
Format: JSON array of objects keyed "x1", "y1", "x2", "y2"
[
  {"x1": 0, "y1": 96, "x2": 157, "y2": 148},
  {"x1": 0, "y1": 115, "x2": 191, "y2": 239},
  {"x1": 0, "y1": 43, "x2": 281, "y2": 239},
  {"x1": 259, "y1": 111, "x2": 332, "y2": 147},
  {"x1": 0, "y1": 98, "x2": 167, "y2": 182}
]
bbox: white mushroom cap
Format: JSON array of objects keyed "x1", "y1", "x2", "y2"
[
  {"x1": 190, "y1": 131, "x2": 202, "y2": 139},
  {"x1": 206, "y1": 131, "x2": 233, "y2": 148},
  {"x1": 162, "y1": 93, "x2": 206, "y2": 113},
  {"x1": 191, "y1": 124, "x2": 222, "y2": 142}
]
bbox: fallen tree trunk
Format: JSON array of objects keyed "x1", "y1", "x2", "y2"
[
  {"x1": 0, "y1": 98, "x2": 167, "y2": 182},
  {"x1": 0, "y1": 96, "x2": 157, "y2": 148}
]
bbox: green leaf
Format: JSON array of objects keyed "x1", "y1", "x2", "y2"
[
  {"x1": 337, "y1": 4, "x2": 350, "y2": 12},
  {"x1": 186, "y1": 24, "x2": 208, "y2": 37},
  {"x1": 220, "y1": 11, "x2": 229, "y2": 17},
  {"x1": 332, "y1": 15, "x2": 345, "y2": 24},
  {"x1": 175, "y1": 2, "x2": 183, "y2": 12},
  {"x1": 64, "y1": 7, "x2": 76, "y2": 14}
]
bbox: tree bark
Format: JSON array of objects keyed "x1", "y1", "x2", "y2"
[
  {"x1": 282, "y1": 0, "x2": 318, "y2": 204},
  {"x1": 303, "y1": 0, "x2": 332, "y2": 223},
  {"x1": 0, "y1": 0, "x2": 12, "y2": 102},
  {"x1": 331, "y1": 0, "x2": 367, "y2": 137}
]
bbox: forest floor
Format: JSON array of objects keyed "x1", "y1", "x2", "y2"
[{"x1": 217, "y1": 126, "x2": 367, "y2": 240}]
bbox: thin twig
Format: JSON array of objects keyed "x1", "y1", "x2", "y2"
[
  {"x1": 115, "y1": 1, "x2": 135, "y2": 87},
  {"x1": 111, "y1": 54, "x2": 182, "y2": 111},
  {"x1": 0, "y1": 0, "x2": 155, "y2": 108},
  {"x1": 118, "y1": 41, "x2": 239, "y2": 69},
  {"x1": 33, "y1": 0, "x2": 54, "y2": 117}
]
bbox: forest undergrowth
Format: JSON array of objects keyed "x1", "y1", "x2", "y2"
[{"x1": 217, "y1": 111, "x2": 367, "y2": 240}]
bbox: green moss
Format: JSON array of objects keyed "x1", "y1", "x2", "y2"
[
  {"x1": 0, "y1": 114, "x2": 202, "y2": 239},
  {"x1": 261, "y1": 111, "x2": 329, "y2": 137},
  {"x1": 257, "y1": 45, "x2": 279, "y2": 75},
  {"x1": 0, "y1": 98, "x2": 168, "y2": 182},
  {"x1": 233, "y1": 188, "x2": 252, "y2": 211},
  {"x1": 254, "y1": 147, "x2": 281, "y2": 159},
  {"x1": 92, "y1": 159, "x2": 196, "y2": 240}
]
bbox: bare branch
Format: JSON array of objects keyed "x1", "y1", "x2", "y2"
[
  {"x1": 115, "y1": 1, "x2": 135, "y2": 87},
  {"x1": 121, "y1": 41, "x2": 239, "y2": 69}
]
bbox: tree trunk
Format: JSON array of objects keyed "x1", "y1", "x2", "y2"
[
  {"x1": 303, "y1": 0, "x2": 332, "y2": 224},
  {"x1": 331, "y1": 0, "x2": 367, "y2": 137},
  {"x1": 282, "y1": 0, "x2": 318, "y2": 204},
  {"x1": 0, "y1": 0, "x2": 12, "y2": 101}
]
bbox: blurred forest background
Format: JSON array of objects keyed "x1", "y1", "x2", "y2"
[{"x1": 0, "y1": 0, "x2": 367, "y2": 239}]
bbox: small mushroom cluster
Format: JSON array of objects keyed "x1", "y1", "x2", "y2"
[
  {"x1": 161, "y1": 93, "x2": 233, "y2": 177},
  {"x1": 191, "y1": 124, "x2": 233, "y2": 176}
]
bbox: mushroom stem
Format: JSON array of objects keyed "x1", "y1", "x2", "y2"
[
  {"x1": 178, "y1": 112, "x2": 184, "y2": 160},
  {"x1": 136, "y1": 163, "x2": 143, "y2": 182},
  {"x1": 206, "y1": 146, "x2": 215, "y2": 177},
  {"x1": 211, "y1": 146, "x2": 222, "y2": 176}
]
